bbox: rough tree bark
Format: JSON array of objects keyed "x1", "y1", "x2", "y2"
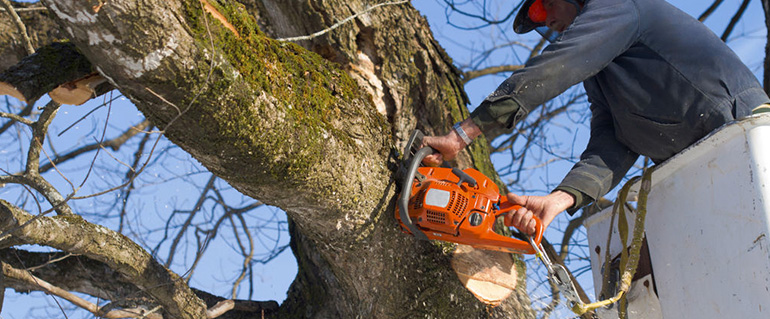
[{"x1": 0, "y1": 0, "x2": 535, "y2": 318}]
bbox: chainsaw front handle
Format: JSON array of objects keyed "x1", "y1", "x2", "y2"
[{"x1": 398, "y1": 146, "x2": 433, "y2": 241}]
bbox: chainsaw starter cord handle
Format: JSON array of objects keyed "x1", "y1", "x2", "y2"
[{"x1": 451, "y1": 167, "x2": 477, "y2": 187}]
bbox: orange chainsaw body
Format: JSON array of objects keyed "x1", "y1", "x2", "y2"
[{"x1": 395, "y1": 166, "x2": 542, "y2": 255}]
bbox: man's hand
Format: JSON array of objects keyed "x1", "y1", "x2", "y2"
[
  {"x1": 504, "y1": 190, "x2": 576, "y2": 235},
  {"x1": 421, "y1": 133, "x2": 464, "y2": 165},
  {"x1": 422, "y1": 119, "x2": 482, "y2": 166}
]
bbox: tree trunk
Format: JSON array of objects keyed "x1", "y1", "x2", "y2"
[{"x1": 4, "y1": 0, "x2": 534, "y2": 317}]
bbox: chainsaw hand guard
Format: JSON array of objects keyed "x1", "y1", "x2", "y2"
[{"x1": 396, "y1": 130, "x2": 543, "y2": 254}]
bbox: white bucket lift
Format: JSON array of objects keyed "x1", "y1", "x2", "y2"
[{"x1": 584, "y1": 114, "x2": 770, "y2": 318}]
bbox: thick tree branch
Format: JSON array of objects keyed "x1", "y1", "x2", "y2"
[
  {"x1": 0, "y1": 42, "x2": 96, "y2": 104},
  {"x1": 2, "y1": 262, "x2": 163, "y2": 319},
  {"x1": 0, "y1": 248, "x2": 279, "y2": 319},
  {"x1": 0, "y1": 200, "x2": 208, "y2": 319},
  {"x1": 0, "y1": 1, "x2": 64, "y2": 72}
]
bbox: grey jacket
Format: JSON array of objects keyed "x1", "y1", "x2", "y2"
[{"x1": 469, "y1": 0, "x2": 770, "y2": 210}]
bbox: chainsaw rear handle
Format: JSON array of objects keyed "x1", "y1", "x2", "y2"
[{"x1": 497, "y1": 199, "x2": 544, "y2": 247}]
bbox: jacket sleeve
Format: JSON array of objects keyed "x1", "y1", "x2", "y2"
[
  {"x1": 471, "y1": 0, "x2": 640, "y2": 139},
  {"x1": 556, "y1": 89, "x2": 639, "y2": 213}
]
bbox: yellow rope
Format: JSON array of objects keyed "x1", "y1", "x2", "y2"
[{"x1": 573, "y1": 162, "x2": 654, "y2": 316}]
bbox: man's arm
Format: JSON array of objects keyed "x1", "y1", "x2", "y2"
[
  {"x1": 506, "y1": 96, "x2": 639, "y2": 233},
  {"x1": 556, "y1": 93, "x2": 639, "y2": 211},
  {"x1": 422, "y1": 118, "x2": 481, "y2": 165}
]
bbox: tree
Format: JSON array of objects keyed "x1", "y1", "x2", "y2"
[
  {"x1": 0, "y1": 0, "x2": 537, "y2": 318},
  {"x1": 0, "y1": 0, "x2": 766, "y2": 318}
]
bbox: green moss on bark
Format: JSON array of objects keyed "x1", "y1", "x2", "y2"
[{"x1": 174, "y1": 0, "x2": 381, "y2": 191}]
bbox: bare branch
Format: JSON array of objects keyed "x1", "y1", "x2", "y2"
[
  {"x1": 2, "y1": 262, "x2": 163, "y2": 319},
  {"x1": 40, "y1": 120, "x2": 151, "y2": 173},
  {"x1": 118, "y1": 126, "x2": 155, "y2": 233},
  {"x1": 721, "y1": 0, "x2": 751, "y2": 41},
  {"x1": 0, "y1": 110, "x2": 33, "y2": 125},
  {"x1": 230, "y1": 212, "x2": 255, "y2": 298},
  {"x1": 0, "y1": 6, "x2": 47, "y2": 12},
  {"x1": 462, "y1": 65, "x2": 523, "y2": 83},
  {"x1": 26, "y1": 100, "x2": 59, "y2": 174},
  {"x1": 440, "y1": 0, "x2": 520, "y2": 30},
  {"x1": 165, "y1": 175, "x2": 217, "y2": 267},
  {"x1": 0, "y1": 101, "x2": 34, "y2": 135},
  {"x1": 698, "y1": 0, "x2": 725, "y2": 22},
  {"x1": 206, "y1": 300, "x2": 234, "y2": 319}
]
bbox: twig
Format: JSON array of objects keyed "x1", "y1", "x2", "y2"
[
  {"x1": 276, "y1": 0, "x2": 409, "y2": 42},
  {"x1": 40, "y1": 119, "x2": 151, "y2": 173},
  {"x1": 231, "y1": 212, "x2": 255, "y2": 298},
  {"x1": 0, "y1": 6, "x2": 47, "y2": 12},
  {"x1": 165, "y1": 175, "x2": 217, "y2": 267},
  {"x1": 440, "y1": 0, "x2": 519, "y2": 30},
  {"x1": 24, "y1": 253, "x2": 78, "y2": 272},
  {"x1": 462, "y1": 65, "x2": 523, "y2": 83},
  {"x1": 721, "y1": 0, "x2": 750, "y2": 41},
  {"x1": 0, "y1": 0, "x2": 35, "y2": 54},
  {"x1": 0, "y1": 97, "x2": 36, "y2": 135},
  {"x1": 0, "y1": 111, "x2": 34, "y2": 125},
  {"x1": 698, "y1": 0, "x2": 724, "y2": 22},
  {"x1": 118, "y1": 126, "x2": 154, "y2": 233}
]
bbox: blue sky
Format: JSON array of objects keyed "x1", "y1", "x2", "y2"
[
  {"x1": 410, "y1": 0, "x2": 767, "y2": 316},
  {"x1": 1, "y1": 0, "x2": 767, "y2": 318}
]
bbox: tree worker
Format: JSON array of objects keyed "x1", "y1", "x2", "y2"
[{"x1": 423, "y1": 0, "x2": 770, "y2": 235}]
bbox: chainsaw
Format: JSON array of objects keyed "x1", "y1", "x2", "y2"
[
  {"x1": 395, "y1": 130, "x2": 586, "y2": 310},
  {"x1": 395, "y1": 129, "x2": 543, "y2": 254}
]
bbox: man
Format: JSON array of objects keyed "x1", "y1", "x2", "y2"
[{"x1": 423, "y1": 0, "x2": 770, "y2": 235}]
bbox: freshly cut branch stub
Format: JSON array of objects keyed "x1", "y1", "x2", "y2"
[
  {"x1": 0, "y1": 82, "x2": 26, "y2": 102},
  {"x1": 49, "y1": 73, "x2": 106, "y2": 105}
]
